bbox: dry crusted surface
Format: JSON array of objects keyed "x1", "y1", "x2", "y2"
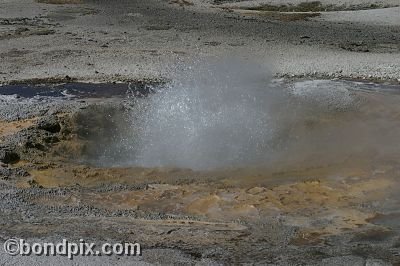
[
  {"x1": 0, "y1": 0, "x2": 399, "y2": 83},
  {"x1": 0, "y1": 0, "x2": 400, "y2": 265}
]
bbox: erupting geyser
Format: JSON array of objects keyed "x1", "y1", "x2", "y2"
[
  {"x1": 126, "y1": 58, "x2": 278, "y2": 170},
  {"x1": 83, "y1": 59, "x2": 400, "y2": 172}
]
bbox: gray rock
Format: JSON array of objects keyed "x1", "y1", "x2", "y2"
[
  {"x1": 0, "y1": 148, "x2": 20, "y2": 164},
  {"x1": 37, "y1": 115, "x2": 61, "y2": 133}
]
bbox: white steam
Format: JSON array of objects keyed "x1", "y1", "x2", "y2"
[
  {"x1": 87, "y1": 59, "x2": 400, "y2": 172},
  {"x1": 128, "y1": 58, "x2": 278, "y2": 170}
]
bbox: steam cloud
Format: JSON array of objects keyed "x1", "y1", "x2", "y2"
[
  {"x1": 128, "y1": 58, "x2": 277, "y2": 170},
  {"x1": 87, "y1": 58, "x2": 399, "y2": 171}
]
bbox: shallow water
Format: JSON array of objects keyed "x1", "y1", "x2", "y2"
[
  {"x1": 69, "y1": 77, "x2": 400, "y2": 172},
  {"x1": 0, "y1": 81, "x2": 155, "y2": 98},
  {"x1": 2, "y1": 68, "x2": 400, "y2": 172}
]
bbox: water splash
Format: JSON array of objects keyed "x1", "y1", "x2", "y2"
[
  {"x1": 128, "y1": 58, "x2": 277, "y2": 170},
  {"x1": 83, "y1": 58, "x2": 400, "y2": 171}
]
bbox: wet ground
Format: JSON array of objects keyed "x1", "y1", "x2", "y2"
[
  {"x1": 0, "y1": 81, "x2": 158, "y2": 98},
  {"x1": 1, "y1": 78, "x2": 400, "y2": 264}
]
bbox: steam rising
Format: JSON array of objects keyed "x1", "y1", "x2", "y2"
[
  {"x1": 84, "y1": 59, "x2": 400, "y2": 171},
  {"x1": 129, "y1": 59, "x2": 277, "y2": 169}
]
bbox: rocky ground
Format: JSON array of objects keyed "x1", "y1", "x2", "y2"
[{"x1": 0, "y1": 0, "x2": 400, "y2": 265}]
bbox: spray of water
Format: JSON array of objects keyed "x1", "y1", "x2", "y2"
[
  {"x1": 83, "y1": 59, "x2": 400, "y2": 172},
  {"x1": 126, "y1": 58, "x2": 280, "y2": 170}
]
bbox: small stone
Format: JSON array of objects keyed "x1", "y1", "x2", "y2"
[
  {"x1": 37, "y1": 116, "x2": 61, "y2": 133},
  {"x1": 0, "y1": 149, "x2": 20, "y2": 164}
]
